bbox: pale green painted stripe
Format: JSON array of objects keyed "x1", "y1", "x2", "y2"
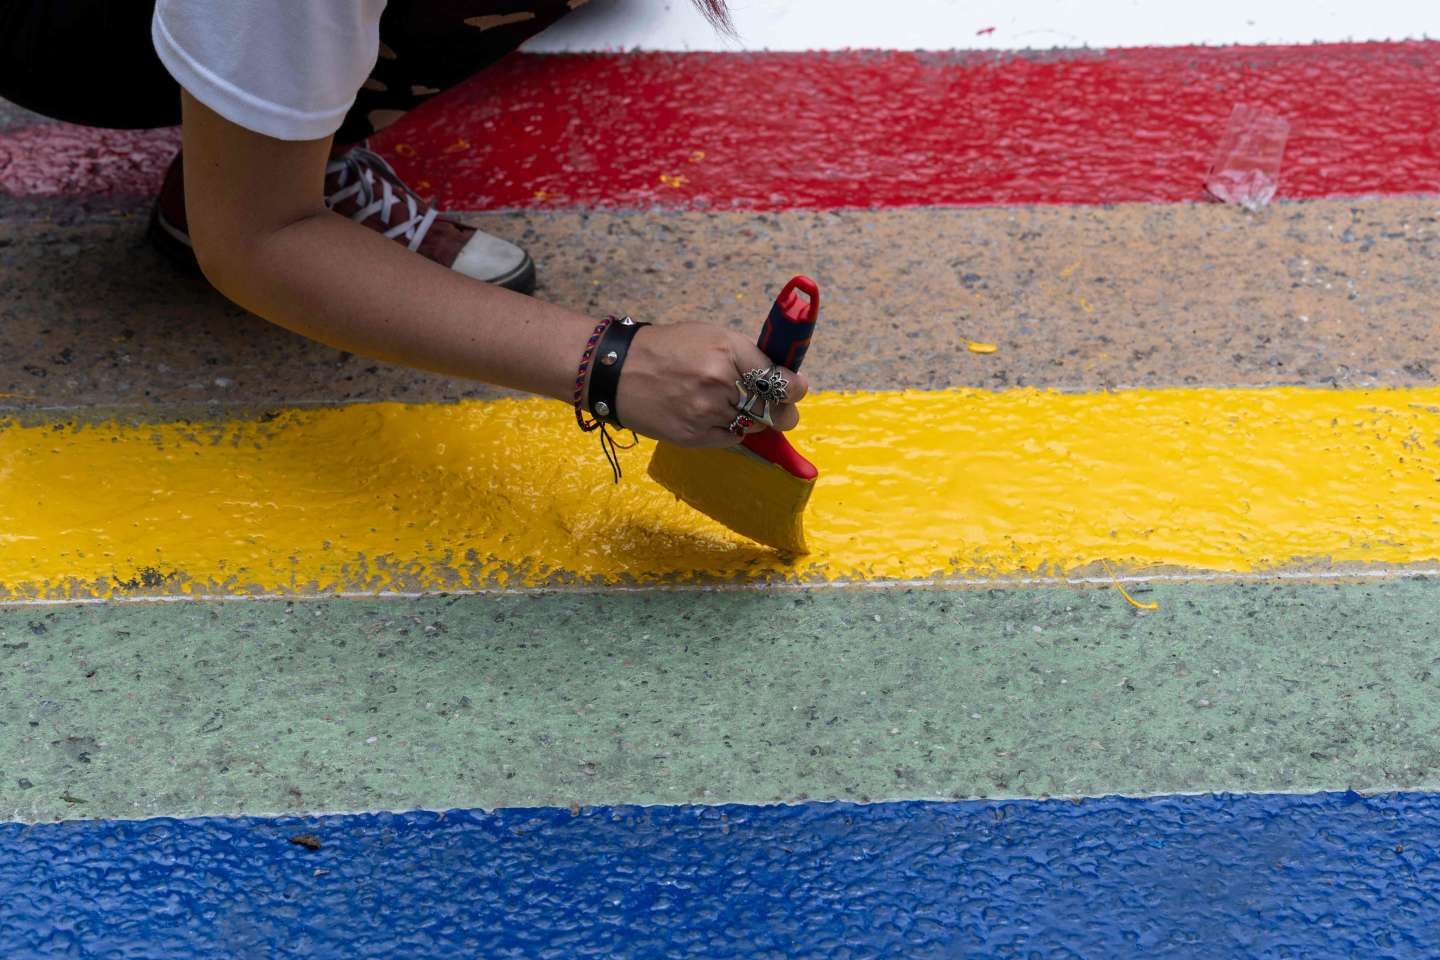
[{"x1": 4, "y1": 581, "x2": 1439, "y2": 822}]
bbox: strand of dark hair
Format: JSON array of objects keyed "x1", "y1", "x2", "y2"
[{"x1": 692, "y1": 0, "x2": 735, "y2": 35}]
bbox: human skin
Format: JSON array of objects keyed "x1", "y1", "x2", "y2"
[{"x1": 178, "y1": 91, "x2": 805, "y2": 447}]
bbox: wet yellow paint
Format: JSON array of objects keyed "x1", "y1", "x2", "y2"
[
  {"x1": 5, "y1": 387, "x2": 1440, "y2": 597},
  {"x1": 965, "y1": 341, "x2": 998, "y2": 354}
]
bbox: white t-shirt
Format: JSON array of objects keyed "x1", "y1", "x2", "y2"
[{"x1": 152, "y1": 0, "x2": 387, "y2": 141}]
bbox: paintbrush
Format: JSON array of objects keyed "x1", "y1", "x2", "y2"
[{"x1": 648, "y1": 276, "x2": 820, "y2": 553}]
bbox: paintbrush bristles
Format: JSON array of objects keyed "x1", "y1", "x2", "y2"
[{"x1": 648, "y1": 443, "x2": 813, "y2": 554}]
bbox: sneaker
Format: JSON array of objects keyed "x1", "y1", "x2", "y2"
[{"x1": 148, "y1": 146, "x2": 536, "y2": 293}]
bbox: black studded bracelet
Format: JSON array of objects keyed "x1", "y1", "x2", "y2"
[{"x1": 572, "y1": 314, "x2": 650, "y2": 481}]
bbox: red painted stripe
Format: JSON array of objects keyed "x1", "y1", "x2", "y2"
[
  {"x1": 372, "y1": 42, "x2": 1440, "y2": 210},
  {"x1": 5, "y1": 43, "x2": 1438, "y2": 209},
  {"x1": 0, "y1": 124, "x2": 178, "y2": 198}
]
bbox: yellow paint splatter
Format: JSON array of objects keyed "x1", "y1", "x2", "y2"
[
  {"x1": 1103, "y1": 561, "x2": 1159, "y2": 611},
  {"x1": 533, "y1": 189, "x2": 552, "y2": 201},
  {"x1": 1060, "y1": 260, "x2": 1081, "y2": 279},
  {"x1": 1079, "y1": 296, "x2": 1095, "y2": 314},
  {"x1": 392, "y1": 143, "x2": 417, "y2": 158},
  {"x1": 416, "y1": 180, "x2": 432, "y2": 192},
  {"x1": 441, "y1": 138, "x2": 471, "y2": 154},
  {"x1": 689, "y1": 150, "x2": 706, "y2": 163},
  {"x1": 965, "y1": 341, "x2": 998, "y2": 354},
  {"x1": 659, "y1": 173, "x2": 689, "y2": 189},
  {"x1": 7, "y1": 387, "x2": 1440, "y2": 598}
]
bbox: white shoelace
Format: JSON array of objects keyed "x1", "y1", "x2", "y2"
[{"x1": 324, "y1": 147, "x2": 438, "y2": 252}]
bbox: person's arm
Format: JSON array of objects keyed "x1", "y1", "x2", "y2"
[{"x1": 180, "y1": 92, "x2": 805, "y2": 446}]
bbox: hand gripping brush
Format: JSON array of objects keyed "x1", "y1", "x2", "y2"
[{"x1": 647, "y1": 276, "x2": 820, "y2": 553}]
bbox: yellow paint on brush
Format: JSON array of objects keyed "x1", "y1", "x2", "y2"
[{"x1": 5, "y1": 387, "x2": 1440, "y2": 597}]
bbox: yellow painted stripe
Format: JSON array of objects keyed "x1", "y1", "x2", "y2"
[{"x1": 3, "y1": 387, "x2": 1439, "y2": 597}]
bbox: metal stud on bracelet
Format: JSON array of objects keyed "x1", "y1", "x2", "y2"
[
  {"x1": 571, "y1": 315, "x2": 649, "y2": 482},
  {"x1": 585, "y1": 315, "x2": 649, "y2": 429}
]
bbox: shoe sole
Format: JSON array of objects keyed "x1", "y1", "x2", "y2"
[
  {"x1": 147, "y1": 205, "x2": 203, "y2": 275},
  {"x1": 148, "y1": 206, "x2": 538, "y2": 295},
  {"x1": 489, "y1": 253, "x2": 538, "y2": 295}
]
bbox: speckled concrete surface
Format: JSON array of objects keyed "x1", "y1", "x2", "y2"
[
  {"x1": 3, "y1": 198, "x2": 1439, "y2": 411},
  {"x1": 7, "y1": 582, "x2": 1440, "y2": 822}
]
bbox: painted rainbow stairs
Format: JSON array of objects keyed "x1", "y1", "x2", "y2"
[{"x1": 6, "y1": 32, "x2": 1440, "y2": 957}]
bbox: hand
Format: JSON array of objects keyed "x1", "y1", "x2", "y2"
[{"x1": 612, "y1": 322, "x2": 809, "y2": 447}]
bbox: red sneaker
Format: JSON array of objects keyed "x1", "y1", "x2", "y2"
[{"x1": 148, "y1": 146, "x2": 536, "y2": 293}]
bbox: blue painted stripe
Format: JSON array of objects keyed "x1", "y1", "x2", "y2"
[{"x1": 4, "y1": 792, "x2": 1440, "y2": 958}]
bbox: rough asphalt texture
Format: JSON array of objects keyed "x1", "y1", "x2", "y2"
[{"x1": 3, "y1": 199, "x2": 1438, "y2": 414}]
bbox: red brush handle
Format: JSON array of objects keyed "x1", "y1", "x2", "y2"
[
  {"x1": 741, "y1": 276, "x2": 820, "y2": 480},
  {"x1": 755, "y1": 276, "x2": 819, "y2": 371},
  {"x1": 743, "y1": 429, "x2": 818, "y2": 480}
]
